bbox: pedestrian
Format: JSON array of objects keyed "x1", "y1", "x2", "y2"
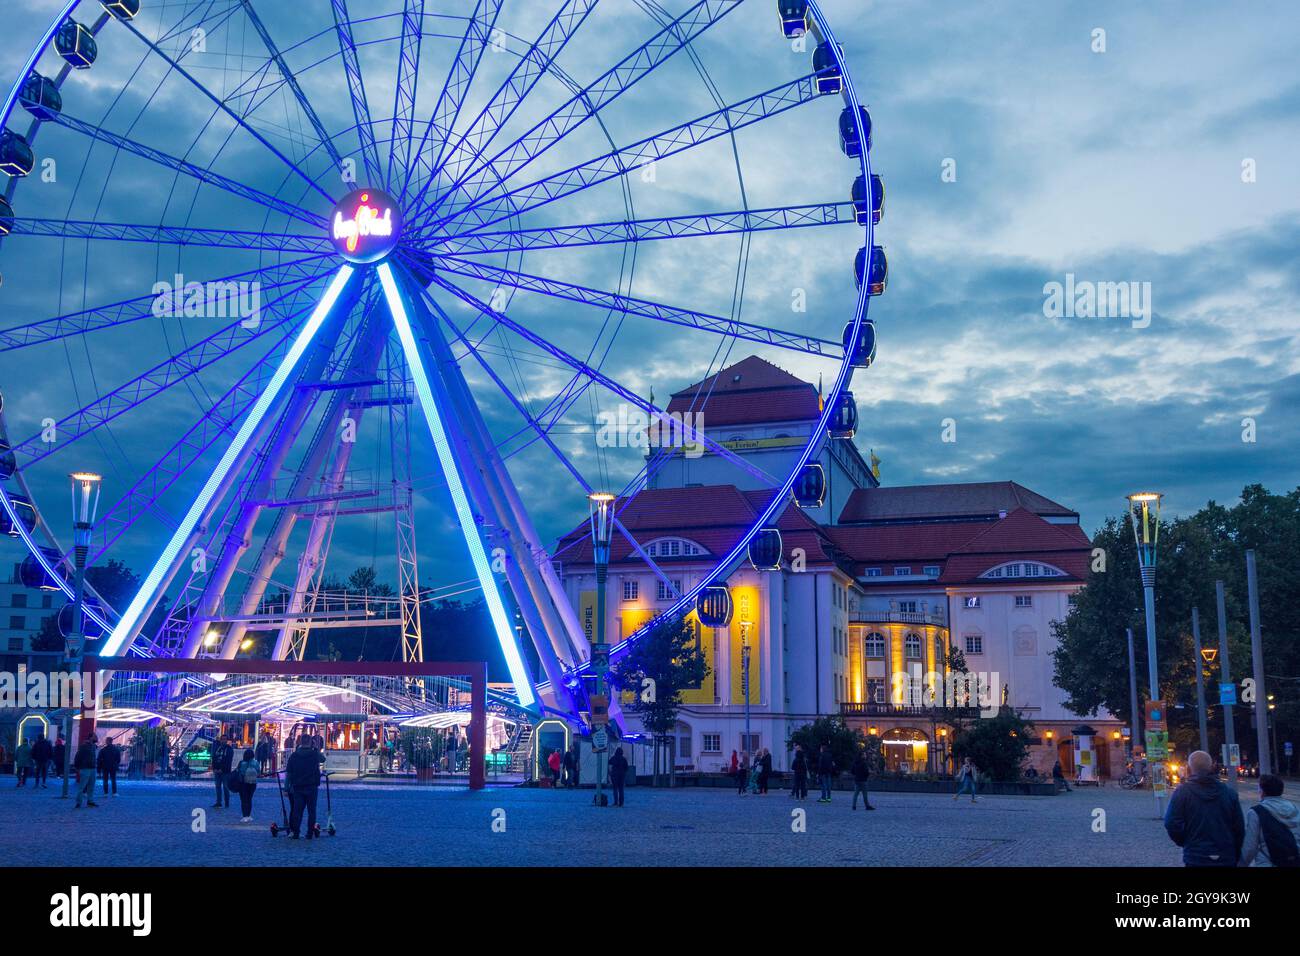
[
  {"x1": 568, "y1": 740, "x2": 581, "y2": 788},
  {"x1": 30, "y1": 734, "x2": 52, "y2": 789},
  {"x1": 52, "y1": 735, "x2": 66, "y2": 780},
  {"x1": 445, "y1": 730, "x2": 459, "y2": 774},
  {"x1": 285, "y1": 737, "x2": 325, "y2": 839},
  {"x1": 311, "y1": 730, "x2": 324, "y2": 752},
  {"x1": 747, "y1": 755, "x2": 761, "y2": 794},
  {"x1": 729, "y1": 750, "x2": 739, "y2": 776},
  {"x1": 1164, "y1": 750, "x2": 1244, "y2": 867},
  {"x1": 790, "y1": 745, "x2": 808, "y2": 799},
  {"x1": 816, "y1": 744, "x2": 835, "y2": 803},
  {"x1": 561, "y1": 745, "x2": 575, "y2": 787},
  {"x1": 211, "y1": 735, "x2": 233, "y2": 808},
  {"x1": 851, "y1": 747, "x2": 875, "y2": 810},
  {"x1": 953, "y1": 757, "x2": 978, "y2": 803},
  {"x1": 736, "y1": 753, "x2": 749, "y2": 795},
  {"x1": 236, "y1": 748, "x2": 260, "y2": 823},
  {"x1": 1236, "y1": 773, "x2": 1298, "y2": 867},
  {"x1": 255, "y1": 736, "x2": 271, "y2": 776},
  {"x1": 73, "y1": 734, "x2": 98, "y2": 808},
  {"x1": 758, "y1": 748, "x2": 772, "y2": 795},
  {"x1": 97, "y1": 736, "x2": 122, "y2": 797},
  {"x1": 13, "y1": 738, "x2": 32, "y2": 787},
  {"x1": 1052, "y1": 759, "x2": 1071, "y2": 792},
  {"x1": 609, "y1": 746, "x2": 629, "y2": 807},
  {"x1": 547, "y1": 748, "x2": 562, "y2": 786}
]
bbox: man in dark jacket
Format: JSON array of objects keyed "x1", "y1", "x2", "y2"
[
  {"x1": 285, "y1": 738, "x2": 325, "y2": 839},
  {"x1": 210, "y1": 736, "x2": 234, "y2": 808},
  {"x1": 97, "y1": 737, "x2": 122, "y2": 796},
  {"x1": 816, "y1": 745, "x2": 835, "y2": 803},
  {"x1": 52, "y1": 736, "x2": 66, "y2": 780},
  {"x1": 790, "y1": 745, "x2": 809, "y2": 800},
  {"x1": 73, "y1": 734, "x2": 98, "y2": 808},
  {"x1": 851, "y1": 749, "x2": 875, "y2": 810},
  {"x1": 30, "y1": 734, "x2": 53, "y2": 789},
  {"x1": 608, "y1": 746, "x2": 629, "y2": 807},
  {"x1": 255, "y1": 737, "x2": 271, "y2": 776},
  {"x1": 1164, "y1": 750, "x2": 1244, "y2": 867}
]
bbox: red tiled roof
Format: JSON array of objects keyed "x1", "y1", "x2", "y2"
[
  {"x1": 665, "y1": 356, "x2": 822, "y2": 428},
  {"x1": 838, "y1": 481, "x2": 1076, "y2": 524}
]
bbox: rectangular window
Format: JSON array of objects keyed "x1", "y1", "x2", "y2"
[
  {"x1": 622, "y1": 580, "x2": 639, "y2": 602},
  {"x1": 893, "y1": 566, "x2": 911, "y2": 576},
  {"x1": 740, "y1": 733, "x2": 760, "y2": 755},
  {"x1": 865, "y1": 568, "x2": 882, "y2": 577},
  {"x1": 923, "y1": 565, "x2": 941, "y2": 577},
  {"x1": 702, "y1": 733, "x2": 721, "y2": 754},
  {"x1": 1024, "y1": 563, "x2": 1041, "y2": 577},
  {"x1": 964, "y1": 596, "x2": 981, "y2": 609},
  {"x1": 7, "y1": 637, "x2": 22, "y2": 652},
  {"x1": 899, "y1": 600, "x2": 917, "y2": 614},
  {"x1": 964, "y1": 635, "x2": 983, "y2": 655},
  {"x1": 11, "y1": 593, "x2": 27, "y2": 608},
  {"x1": 866, "y1": 678, "x2": 886, "y2": 703},
  {"x1": 1015, "y1": 595, "x2": 1033, "y2": 608},
  {"x1": 9, "y1": 615, "x2": 25, "y2": 630},
  {"x1": 1006, "y1": 563, "x2": 1022, "y2": 577},
  {"x1": 656, "y1": 579, "x2": 683, "y2": 601},
  {"x1": 678, "y1": 735, "x2": 692, "y2": 759}
]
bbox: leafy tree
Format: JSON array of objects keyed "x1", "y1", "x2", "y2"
[
  {"x1": 607, "y1": 612, "x2": 708, "y2": 786},
  {"x1": 951, "y1": 707, "x2": 1034, "y2": 781},
  {"x1": 787, "y1": 715, "x2": 879, "y2": 776}
]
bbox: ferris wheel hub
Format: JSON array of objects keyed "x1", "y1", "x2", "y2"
[{"x1": 330, "y1": 187, "x2": 403, "y2": 265}]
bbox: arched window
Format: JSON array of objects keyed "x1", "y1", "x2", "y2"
[
  {"x1": 904, "y1": 632, "x2": 922, "y2": 660},
  {"x1": 934, "y1": 636, "x2": 944, "y2": 667},
  {"x1": 865, "y1": 632, "x2": 886, "y2": 658}
]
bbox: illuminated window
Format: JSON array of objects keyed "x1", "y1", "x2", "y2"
[
  {"x1": 865, "y1": 632, "x2": 885, "y2": 657},
  {"x1": 904, "y1": 633, "x2": 922, "y2": 659},
  {"x1": 622, "y1": 580, "x2": 639, "y2": 602}
]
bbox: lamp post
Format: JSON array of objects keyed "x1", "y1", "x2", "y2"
[
  {"x1": 1126, "y1": 491, "x2": 1163, "y2": 815},
  {"x1": 587, "y1": 492, "x2": 615, "y2": 806},
  {"x1": 1245, "y1": 550, "x2": 1270, "y2": 776},
  {"x1": 62, "y1": 471, "x2": 102, "y2": 799},
  {"x1": 1214, "y1": 580, "x2": 1238, "y2": 786},
  {"x1": 1126, "y1": 628, "x2": 1140, "y2": 763},
  {"x1": 1191, "y1": 608, "x2": 1209, "y2": 754}
]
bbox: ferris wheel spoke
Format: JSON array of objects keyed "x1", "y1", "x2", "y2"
[
  {"x1": 431, "y1": 73, "x2": 822, "y2": 236},
  {"x1": 115, "y1": 16, "x2": 335, "y2": 205},
  {"x1": 419, "y1": 200, "x2": 858, "y2": 256},
  {"x1": 330, "y1": 0, "x2": 383, "y2": 185},
  {"x1": 424, "y1": 273, "x2": 780, "y2": 487},
  {"x1": 388, "y1": 0, "x2": 425, "y2": 186},
  {"x1": 432, "y1": 256, "x2": 840, "y2": 358},
  {"x1": 89, "y1": 325, "x2": 302, "y2": 563},
  {"x1": 238, "y1": 0, "x2": 345, "y2": 172},
  {"x1": 9, "y1": 271, "x2": 331, "y2": 467},
  {"x1": 6, "y1": 217, "x2": 331, "y2": 254},
  {"x1": 45, "y1": 112, "x2": 326, "y2": 229},
  {"x1": 410, "y1": 0, "x2": 599, "y2": 214},
  {"x1": 0, "y1": 254, "x2": 331, "y2": 353},
  {"x1": 400, "y1": 0, "x2": 504, "y2": 204},
  {"x1": 413, "y1": 0, "x2": 744, "y2": 227}
]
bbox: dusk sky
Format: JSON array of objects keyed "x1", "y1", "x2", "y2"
[{"x1": 0, "y1": 0, "x2": 1296, "y2": 596}]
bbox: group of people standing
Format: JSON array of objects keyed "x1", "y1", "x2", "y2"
[
  {"x1": 738, "y1": 744, "x2": 877, "y2": 809},
  {"x1": 9, "y1": 732, "x2": 123, "y2": 806}
]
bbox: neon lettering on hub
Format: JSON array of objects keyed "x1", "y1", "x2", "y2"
[{"x1": 331, "y1": 188, "x2": 402, "y2": 264}]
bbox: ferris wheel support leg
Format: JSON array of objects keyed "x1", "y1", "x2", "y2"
[
  {"x1": 378, "y1": 264, "x2": 540, "y2": 712},
  {"x1": 100, "y1": 267, "x2": 360, "y2": 658},
  {"x1": 215, "y1": 311, "x2": 390, "y2": 660}
]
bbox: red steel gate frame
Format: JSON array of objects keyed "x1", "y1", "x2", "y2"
[{"x1": 81, "y1": 656, "x2": 489, "y2": 790}]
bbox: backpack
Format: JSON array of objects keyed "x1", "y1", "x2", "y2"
[
  {"x1": 1253, "y1": 806, "x2": 1300, "y2": 867},
  {"x1": 242, "y1": 761, "x2": 258, "y2": 785}
]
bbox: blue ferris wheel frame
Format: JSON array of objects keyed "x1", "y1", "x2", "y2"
[{"x1": 0, "y1": 0, "x2": 875, "y2": 718}]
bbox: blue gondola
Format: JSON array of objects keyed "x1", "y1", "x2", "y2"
[
  {"x1": 20, "y1": 548, "x2": 64, "y2": 590},
  {"x1": 101, "y1": 0, "x2": 141, "y2": 19},
  {"x1": 812, "y1": 42, "x2": 843, "y2": 95},
  {"x1": 829, "y1": 391, "x2": 858, "y2": 439},
  {"x1": 855, "y1": 245, "x2": 888, "y2": 296},
  {"x1": 19, "y1": 72, "x2": 62, "y2": 121},
  {"x1": 0, "y1": 131, "x2": 35, "y2": 178},
  {"x1": 59, "y1": 598, "x2": 106, "y2": 640},
  {"x1": 843, "y1": 320, "x2": 877, "y2": 369},
  {"x1": 696, "y1": 584, "x2": 734, "y2": 628},
  {"x1": 839, "y1": 106, "x2": 872, "y2": 158},
  {"x1": 0, "y1": 196, "x2": 13, "y2": 238},
  {"x1": 776, "y1": 0, "x2": 809, "y2": 37},
  {"x1": 55, "y1": 20, "x2": 97, "y2": 69},
  {"x1": 0, "y1": 494, "x2": 37, "y2": 534},
  {"x1": 794, "y1": 463, "x2": 825, "y2": 509},
  {"x1": 748, "y1": 527, "x2": 783, "y2": 571},
  {"x1": 0, "y1": 441, "x2": 15, "y2": 479},
  {"x1": 851, "y1": 173, "x2": 884, "y2": 226}
]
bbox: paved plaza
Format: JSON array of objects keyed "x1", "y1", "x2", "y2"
[{"x1": 0, "y1": 777, "x2": 1211, "y2": 867}]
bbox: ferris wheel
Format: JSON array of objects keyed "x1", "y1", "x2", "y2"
[{"x1": 0, "y1": 0, "x2": 883, "y2": 717}]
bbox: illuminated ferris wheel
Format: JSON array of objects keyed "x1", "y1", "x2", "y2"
[{"x1": 0, "y1": 0, "x2": 883, "y2": 717}]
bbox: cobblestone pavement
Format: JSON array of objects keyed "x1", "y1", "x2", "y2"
[{"x1": 0, "y1": 778, "x2": 1193, "y2": 866}]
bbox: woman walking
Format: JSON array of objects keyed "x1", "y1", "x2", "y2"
[
  {"x1": 236, "y1": 748, "x2": 259, "y2": 822},
  {"x1": 954, "y1": 757, "x2": 978, "y2": 803}
]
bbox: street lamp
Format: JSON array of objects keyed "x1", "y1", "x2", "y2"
[
  {"x1": 587, "y1": 491, "x2": 615, "y2": 806},
  {"x1": 63, "y1": 471, "x2": 102, "y2": 799},
  {"x1": 1126, "y1": 490, "x2": 1164, "y2": 815}
]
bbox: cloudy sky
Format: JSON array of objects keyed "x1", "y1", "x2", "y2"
[{"x1": 0, "y1": 0, "x2": 1295, "y2": 604}]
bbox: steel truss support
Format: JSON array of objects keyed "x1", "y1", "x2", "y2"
[{"x1": 385, "y1": 338, "x2": 424, "y2": 663}]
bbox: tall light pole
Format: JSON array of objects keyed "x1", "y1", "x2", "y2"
[
  {"x1": 63, "y1": 471, "x2": 102, "y2": 799},
  {"x1": 1126, "y1": 628, "x2": 1140, "y2": 763},
  {"x1": 1214, "y1": 580, "x2": 1237, "y2": 786},
  {"x1": 1191, "y1": 608, "x2": 1209, "y2": 754},
  {"x1": 1245, "y1": 550, "x2": 1270, "y2": 776},
  {"x1": 1126, "y1": 490, "x2": 1164, "y2": 815},
  {"x1": 587, "y1": 492, "x2": 615, "y2": 806}
]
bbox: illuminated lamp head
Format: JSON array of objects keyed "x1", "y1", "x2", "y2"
[{"x1": 331, "y1": 187, "x2": 402, "y2": 264}]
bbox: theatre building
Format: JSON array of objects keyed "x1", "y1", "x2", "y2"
[{"x1": 556, "y1": 357, "x2": 1122, "y2": 778}]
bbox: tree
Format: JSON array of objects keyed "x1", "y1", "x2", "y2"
[
  {"x1": 952, "y1": 707, "x2": 1034, "y2": 781},
  {"x1": 787, "y1": 716, "x2": 879, "y2": 776},
  {"x1": 607, "y1": 612, "x2": 709, "y2": 786}
]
